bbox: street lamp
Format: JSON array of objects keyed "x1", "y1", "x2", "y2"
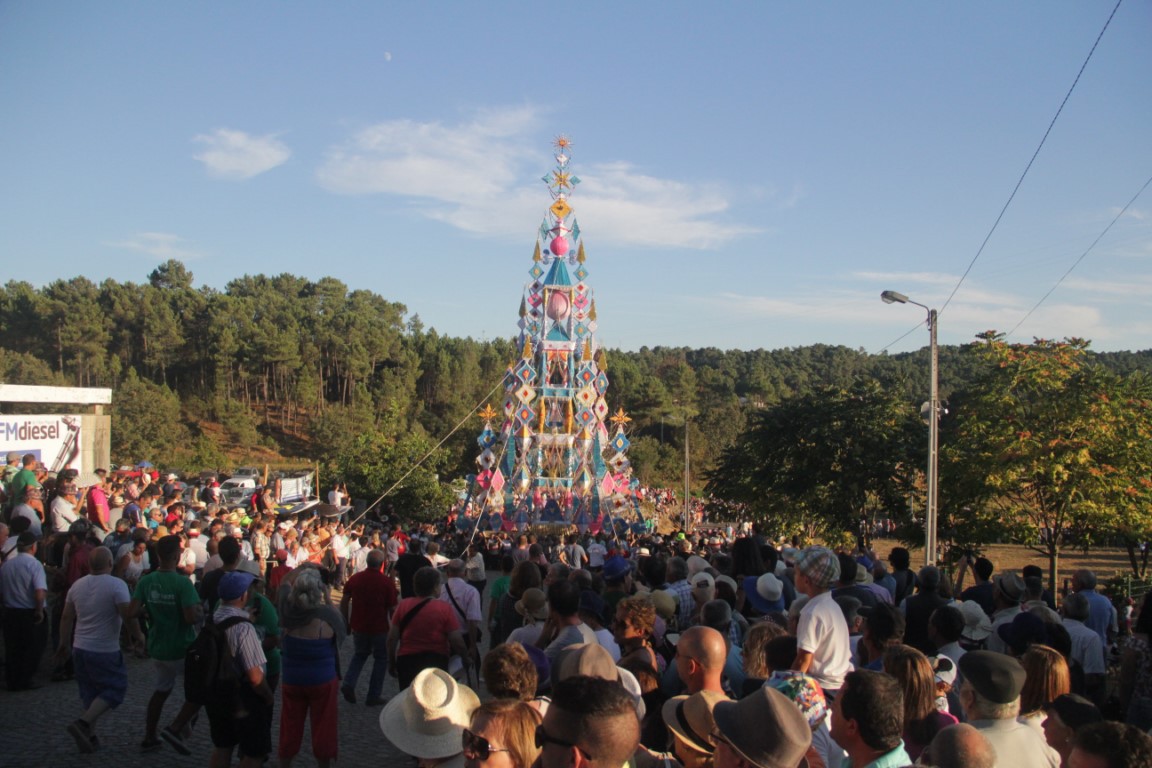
[{"x1": 881, "y1": 290, "x2": 940, "y2": 566}]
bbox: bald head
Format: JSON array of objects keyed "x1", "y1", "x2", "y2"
[
  {"x1": 680, "y1": 626, "x2": 728, "y2": 673},
  {"x1": 921, "y1": 724, "x2": 996, "y2": 768},
  {"x1": 89, "y1": 546, "x2": 114, "y2": 574}
]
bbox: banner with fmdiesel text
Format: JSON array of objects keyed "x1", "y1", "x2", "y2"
[{"x1": 0, "y1": 414, "x2": 84, "y2": 475}]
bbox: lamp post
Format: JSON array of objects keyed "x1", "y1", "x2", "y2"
[{"x1": 881, "y1": 290, "x2": 939, "y2": 566}]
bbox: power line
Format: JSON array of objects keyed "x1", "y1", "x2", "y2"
[
  {"x1": 1005, "y1": 173, "x2": 1152, "y2": 339},
  {"x1": 877, "y1": 321, "x2": 928, "y2": 355},
  {"x1": 938, "y1": 0, "x2": 1124, "y2": 316}
]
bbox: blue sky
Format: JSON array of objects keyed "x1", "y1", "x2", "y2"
[{"x1": 2, "y1": 1, "x2": 1149, "y2": 353}]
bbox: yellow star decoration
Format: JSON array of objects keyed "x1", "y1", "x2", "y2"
[
  {"x1": 554, "y1": 135, "x2": 572, "y2": 150},
  {"x1": 478, "y1": 404, "x2": 499, "y2": 422},
  {"x1": 610, "y1": 408, "x2": 632, "y2": 427},
  {"x1": 550, "y1": 172, "x2": 572, "y2": 190}
]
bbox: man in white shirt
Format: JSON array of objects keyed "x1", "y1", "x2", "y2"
[
  {"x1": 440, "y1": 559, "x2": 483, "y2": 670},
  {"x1": 0, "y1": 532, "x2": 48, "y2": 690},
  {"x1": 51, "y1": 482, "x2": 84, "y2": 533},
  {"x1": 791, "y1": 545, "x2": 851, "y2": 698},
  {"x1": 56, "y1": 546, "x2": 141, "y2": 752},
  {"x1": 586, "y1": 535, "x2": 607, "y2": 571}
]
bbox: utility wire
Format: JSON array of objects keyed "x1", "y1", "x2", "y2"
[
  {"x1": 337, "y1": 376, "x2": 506, "y2": 533},
  {"x1": 1005, "y1": 173, "x2": 1152, "y2": 339},
  {"x1": 878, "y1": 321, "x2": 929, "y2": 355},
  {"x1": 938, "y1": 0, "x2": 1124, "y2": 316}
]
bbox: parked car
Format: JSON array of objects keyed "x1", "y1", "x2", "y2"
[{"x1": 219, "y1": 476, "x2": 258, "y2": 505}]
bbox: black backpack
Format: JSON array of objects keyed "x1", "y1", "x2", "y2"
[{"x1": 184, "y1": 615, "x2": 251, "y2": 714}]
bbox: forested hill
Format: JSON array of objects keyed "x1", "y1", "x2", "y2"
[{"x1": 3, "y1": 260, "x2": 1150, "y2": 489}]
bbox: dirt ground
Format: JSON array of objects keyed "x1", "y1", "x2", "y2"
[{"x1": 868, "y1": 541, "x2": 1141, "y2": 597}]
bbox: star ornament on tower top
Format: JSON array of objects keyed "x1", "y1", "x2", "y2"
[{"x1": 478, "y1": 404, "x2": 499, "y2": 423}]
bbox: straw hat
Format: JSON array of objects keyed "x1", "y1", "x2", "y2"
[
  {"x1": 380, "y1": 668, "x2": 480, "y2": 759},
  {"x1": 515, "y1": 588, "x2": 550, "y2": 621}
]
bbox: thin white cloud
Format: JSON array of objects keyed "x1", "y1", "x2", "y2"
[
  {"x1": 1062, "y1": 274, "x2": 1152, "y2": 298},
  {"x1": 853, "y1": 271, "x2": 960, "y2": 288},
  {"x1": 108, "y1": 232, "x2": 204, "y2": 261},
  {"x1": 193, "y1": 129, "x2": 291, "y2": 180},
  {"x1": 316, "y1": 108, "x2": 758, "y2": 249}
]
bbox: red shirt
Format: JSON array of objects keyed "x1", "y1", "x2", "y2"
[
  {"x1": 268, "y1": 563, "x2": 292, "y2": 593},
  {"x1": 343, "y1": 567, "x2": 398, "y2": 634},
  {"x1": 392, "y1": 596, "x2": 458, "y2": 657}
]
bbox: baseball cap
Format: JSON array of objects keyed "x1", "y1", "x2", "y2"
[{"x1": 218, "y1": 570, "x2": 257, "y2": 601}]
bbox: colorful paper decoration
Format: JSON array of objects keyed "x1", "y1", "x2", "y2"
[{"x1": 469, "y1": 140, "x2": 642, "y2": 532}]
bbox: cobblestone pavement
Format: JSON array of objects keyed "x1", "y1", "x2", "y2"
[
  {"x1": 0, "y1": 574, "x2": 497, "y2": 768},
  {"x1": 0, "y1": 632, "x2": 423, "y2": 768}
]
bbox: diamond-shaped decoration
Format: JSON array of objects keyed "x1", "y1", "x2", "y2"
[
  {"x1": 574, "y1": 266, "x2": 588, "y2": 281},
  {"x1": 515, "y1": 359, "x2": 536, "y2": 382},
  {"x1": 490, "y1": 469, "x2": 506, "y2": 493},
  {"x1": 594, "y1": 398, "x2": 610, "y2": 420},
  {"x1": 601, "y1": 474, "x2": 616, "y2": 496},
  {"x1": 571, "y1": 220, "x2": 581, "y2": 241},
  {"x1": 529, "y1": 264, "x2": 543, "y2": 279},
  {"x1": 516, "y1": 405, "x2": 535, "y2": 424},
  {"x1": 527, "y1": 292, "x2": 542, "y2": 307},
  {"x1": 594, "y1": 372, "x2": 609, "y2": 395},
  {"x1": 577, "y1": 368, "x2": 594, "y2": 385},
  {"x1": 575, "y1": 387, "x2": 596, "y2": 407},
  {"x1": 550, "y1": 198, "x2": 572, "y2": 219},
  {"x1": 540, "y1": 221, "x2": 551, "y2": 240},
  {"x1": 576, "y1": 409, "x2": 595, "y2": 427},
  {"x1": 575, "y1": 322, "x2": 589, "y2": 338},
  {"x1": 515, "y1": 385, "x2": 536, "y2": 404},
  {"x1": 477, "y1": 449, "x2": 496, "y2": 469},
  {"x1": 611, "y1": 432, "x2": 631, "y2": 453},
  {"x1": 572, "y1": 293, "x2": 589, "y2": 310}
]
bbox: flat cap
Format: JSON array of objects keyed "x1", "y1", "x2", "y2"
[{"x1": 958, "y1": 650, "x2": 1025, "y2": 704}]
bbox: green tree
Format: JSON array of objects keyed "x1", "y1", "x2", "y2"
[
  {"x1": 943, "y1": 333, "x2": 1152, "y2": 585},
  {"x1": 705, "y1": 379, "x2": 922, "y2": 540},
  {"x1": 111, "y1": 368, "x2": 189, "y2": 464},
  {"x1": 332, "y1": 430, "x2": 453, "y2": 522}
]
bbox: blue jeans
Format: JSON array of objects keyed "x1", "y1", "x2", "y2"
[{"x1": 343, "y1": 631, "x2": 388, "y2": 700}]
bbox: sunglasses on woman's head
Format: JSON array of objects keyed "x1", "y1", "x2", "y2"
[{"x1": 463, "y1": 729, "x2": 510, "y2": 761}]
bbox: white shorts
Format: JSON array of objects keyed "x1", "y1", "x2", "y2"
[{"x1": 153, "y1": 658, "x2": 184, "y2": 693}]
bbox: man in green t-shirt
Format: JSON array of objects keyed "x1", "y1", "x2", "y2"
[
  {"x1": 130, "y1": 535, "x2": 202, "y2": 753},
  {"x1": 5, "y1": 454, "x2": 41, "y2": 521}
]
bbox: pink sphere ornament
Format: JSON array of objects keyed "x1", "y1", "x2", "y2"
[
  {"x1": 546, "y1": 291, "x2": 570, "y2": 320},
  {"x1": 550, "y1": 235, "x2": 569, "y2": 256}
]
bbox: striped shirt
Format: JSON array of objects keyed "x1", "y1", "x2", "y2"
[{"x1": 213, "y1": 605, "x2": 267, "y2": 675}]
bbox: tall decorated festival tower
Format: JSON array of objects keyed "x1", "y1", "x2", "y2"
[{"x1": 471, "y1": 138, "x2": 640, "y2": 534}]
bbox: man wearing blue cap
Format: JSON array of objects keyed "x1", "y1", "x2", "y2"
[{"x1": 206, "y1": 569, "x2": 273, "y2": 768}]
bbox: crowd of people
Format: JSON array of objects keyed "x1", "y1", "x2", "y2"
[{"x1": 3, "y1": 448, "x2": 1152, "y2": 767}]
